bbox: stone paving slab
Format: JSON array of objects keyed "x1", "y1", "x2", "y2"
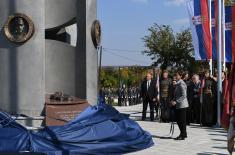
[{"x1": 115, "y1": 104, "x2": 229, "y2": 155}]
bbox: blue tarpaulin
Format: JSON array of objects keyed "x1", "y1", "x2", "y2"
[{"x1": 0, "y1": 101, "x2": 154, "y2": 155}]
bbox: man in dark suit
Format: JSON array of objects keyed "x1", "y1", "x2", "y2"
[{"x1": 141, "y1": 72, "x2": 157, "y2": 121}]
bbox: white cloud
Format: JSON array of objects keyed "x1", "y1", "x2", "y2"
[
  {"x1": 164, "y1": 0, "x2": 186, "y2": 6},
  {"x1": 130, "y1": 0, "x2": 149, "y2": 4},
  {"x1": 173, "y1": 18, "x2": 189, "y2": 25}
]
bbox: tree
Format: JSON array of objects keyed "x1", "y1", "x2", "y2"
[
  {"x1": 142, "y1": 24, "x2": 205, "y2": 73},
  {"x1": 100, "y1": 69, "x2": 118, "y2": 88},
  {"x1": 99, "y1": 67, "x2": 149, "y2": 88},
  {"x1": 142, "y1": 24, "x2": 175, "y2": 70}
]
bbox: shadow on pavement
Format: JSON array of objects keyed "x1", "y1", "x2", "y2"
[
  {"x1": 208, "y1": 133, "x2": 227, "y2": 137},
  {"x1": 211, "y1": 138, "x2": 227, "y2": 142},
  {"x1": 197, "y1": 152, "x2": 227, "y2": 155},
  {"x1": 152, "y1": 135, "x2": 174, "y2": 139},
  {"x1": 212, "y1": 146, "x2": 227, "y2": 149}
]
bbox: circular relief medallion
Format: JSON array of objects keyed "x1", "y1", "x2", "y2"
[
  {"x1": 4, "y1": 13, "x2": 34, "y2": 43},
  {"x1": 91, "y1": 20, "x2": 101, "y2": 48}
]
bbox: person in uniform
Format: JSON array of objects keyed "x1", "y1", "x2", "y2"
[
  {"x1": 159, "y1": 70, "x2": 172, "y2": 122},
  {"x1": 122, "y1": 85, "x2": 127, "y2": 106},
  {"x1": 118, "y1": 87, "x2": 122, "y2": 106},
  {"x1": 141, "y1": 73, "x2": 157, "y2": 121},
  {"x1": 128, "y1": 87, "x2": 132, "y2": 106},
  {"x1": 99, "y1": 88, "x2": 106, "y2": 101},
  {"x1": 201, "y1": 70, "x2": 216, "y2": 126}
]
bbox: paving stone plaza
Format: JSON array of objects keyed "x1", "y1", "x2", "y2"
[{"x1": 115, "y1": 104, "x2": 229, "y2": 155}]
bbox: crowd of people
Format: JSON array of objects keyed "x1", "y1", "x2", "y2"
[
  {"x1": 140, "y1": 69, "x2": 226, "y2": 128},
  {"x1": 99, "y1": 86, "x2": 142, "y2": 106},
  {"x1": 99, "y1": 68, "x2": 228, "y2": 140},
  {"x1": 100, "y1": 68, "x2": 226, "y2": 140}
]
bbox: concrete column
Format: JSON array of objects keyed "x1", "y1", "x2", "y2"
[
  {"x1": 0, "y1": 0, "x2": 45, "y2": 116},
  {"x1": 0, "y1": 0, "x2": 98, "y2": 118},
  {"x1": 76, "y1": 0, "x2": 98, "y2": 105}
]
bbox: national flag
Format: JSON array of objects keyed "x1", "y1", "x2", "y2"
[
  {"x1": 211, "y1": 0, "x2": 235, "y2": 62},
  {"x1": 187, "y1": 0, "x2": 212, "y2": 60},
  {"x1": 224, "y1": 1, "x2": 235, "y2": 63},
  {"x1": 211, "y1": 0, "x2": 218, "y2": 60},
  {"x1": 211, "y1": 0, "x2": 225, "y2": 62}
]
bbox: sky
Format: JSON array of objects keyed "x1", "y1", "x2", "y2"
[{"x1": 97, "y1": 0, "x2": 190, "y2": 66}]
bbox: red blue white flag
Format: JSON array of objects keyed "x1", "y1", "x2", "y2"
[
  {"x1": 211, "y1": 0, "x2": 235, "y2": 63},
  {"x1": 224, "y1": 0, "x2": 235, "y2": 62},
  {"x1": 187, "y1": 0, "x2": 212, "y2": 60}
]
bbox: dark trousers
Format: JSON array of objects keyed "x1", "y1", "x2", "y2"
[
  {"x1": 155, "y1": 101, "x2": 159, "y2": 117},
  {"x1": 176, "y1": 108, "x2": 187, "y2": 137},
  {"x1": 202, "y1": 94, "x2": 215, "y2": 126},
  {"x1": 160, "y1": 97, "x2": 170, "y2": 122},
  {"x1": 192, "y1": 97, "x2": 201, "y2": 123},
  {"x1": 142, "y1": 98, "x2": 154, "y2": 121}
]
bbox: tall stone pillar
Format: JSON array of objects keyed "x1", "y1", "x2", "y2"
[
  {"x1": 0, "y1": 0, "x2": 45, "y2": 116},
  {"x1": 76, "y1": 0, "x2": 98, "y2": 105},
  {"x1": 0, "y1": 0, "x2": 98, "y2": 117}
]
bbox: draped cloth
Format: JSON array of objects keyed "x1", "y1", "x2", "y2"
[
  {"x1": 0, "y1": 101, "x2": 154, "y2": 155},
  {"x1": 222, "y1": 63, "x2": 235, "y2": 154},
  {"x1": 221, "y1": 74, "x2": 231, "y2": 129}
]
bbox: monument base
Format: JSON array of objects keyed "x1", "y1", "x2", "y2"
[{"x1": 45, "y1": 94, "x2": 89, "y2": 126}]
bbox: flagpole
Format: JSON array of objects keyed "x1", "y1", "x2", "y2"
[
  {"x1": 222, "y1": 0, "x2": 226, "y2": 71},
  {"x1": 209, "y1": 0, "x2": 213, "y2": 75},
  {"x1": 217, "y1": 0, "x2": 223, "y2": 127}
]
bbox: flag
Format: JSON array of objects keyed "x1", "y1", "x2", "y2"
[
  {"x1": 224, "y1": 1, "x2": 235, "y2": 63},
  {"x1": 211, "y1": 0, "x2": 235, "y2": 62},
  {"x1": 211, "y1": 0, "x2": 218, "y2": 60},
  {"x1": 187, "y1": 0, "x2": 212, "y2": 60},
  {"x1": 211, "y1": 0, "x2": 225, "y2": 62}
]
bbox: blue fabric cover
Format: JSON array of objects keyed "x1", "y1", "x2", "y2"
[{"x1": 0, "y1": 101, "x2": 154, "y2": 155}]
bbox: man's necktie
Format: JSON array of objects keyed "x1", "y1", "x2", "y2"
[{"x1": 147, "y1": 81, "x2": 150, "y2": 90}]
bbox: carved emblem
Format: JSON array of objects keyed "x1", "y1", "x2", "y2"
[
  {"x1": 91, "y1": 20, "x2": 101, "y2": 48},
  {"x1": 4, "y1": 13, "x2": 34, "y2": 43}
]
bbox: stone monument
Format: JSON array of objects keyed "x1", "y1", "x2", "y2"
[{"x1": 0, "y1": 0, "x2": 99, "y2": 118}]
